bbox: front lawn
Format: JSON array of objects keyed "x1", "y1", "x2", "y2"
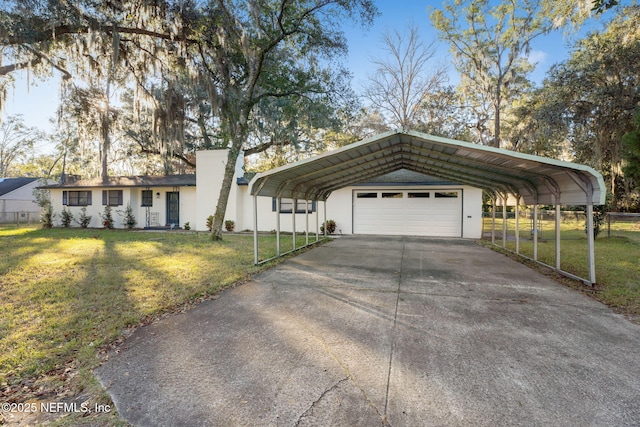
[
  {"x1": 0, "y1": 227, "x2": 318, "y2": 425},
  {"x1": 2, "y1": 222, "x2": 638, "y2": 425}
]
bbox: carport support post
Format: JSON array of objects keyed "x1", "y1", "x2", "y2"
[
  {"x1": 515, "y1": 197, "x2": 520, "y2": 254},
  {"x1": 315, "y1": 200, "x2": 319, "y2": 242},
  {"x1": 323, "y1": 201, "x2": 327, "y2": 238},
  {"x1": 533, "y1": 204, "x2": 539, "y2": 261},
  {"x1": 587, "y1": 201, "x2": 596, "y2": 285},
  {"x1": 253, "y1": 194, "x2": 259, "y2": 265},
  {"x1": 276, "y1": 198, "x2": 281, "y2": 256},
  {"x1": 491, "y1": 196, "x2": 496, "y2": 245},
  {"x1": 555, "y1": 204, "x2": 561, "y2": 271},
  {"x1": 292, "y1": 200, "x2": 296, "y2": 251},
  {"x1": 305, "y1": 200, "x2": 309, "y2": 246},
  {"x1": 502, "y1": 194, "x2": 508, "y2": 248}
]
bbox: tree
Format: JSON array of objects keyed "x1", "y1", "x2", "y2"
[
  {"x1": 514, "y1": 5, "x2": 640, "y2": 208},
  {"x1": 413, "y1": 86, "x2": 475, "y2": 140},
  {"x1": 622, "y1": 108, "x2": 640, "y2": 191},
  {"x1": 187, "y1": 1, "x2": 377, "y2": 239},
  {"x1": 363, "y1": 24, "x2": 448, "y2": 130},
  {"x1": 1, "y1": 1, "x2": 378, "y2": 240},
  {"x1": 0, "y1": 115, "x2": 44, "y2": 177},
  {"x1": 1, "y1": 0, "x2": 178, "y2": 179},
  {"x1": 430, "y1": 0, "x2": 589, "y2": 148},
  {"x1": 592, "y1": 0, "x2": 619, "y2": 13}
]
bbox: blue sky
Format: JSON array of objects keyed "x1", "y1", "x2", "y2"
[
  {"x1": 1, "y1": 0, "x2": 616, "y2": 137},
  {"x1": 344, "y1": 0, "x2": 615, "y2": 89}
]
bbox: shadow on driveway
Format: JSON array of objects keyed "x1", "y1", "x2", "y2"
[{"x1": 95, "y1": 236, "x2": 640, "y2": 426}]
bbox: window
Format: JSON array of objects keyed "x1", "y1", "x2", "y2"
[
  {"x1": 63, "y1": 191, "x2": 92, "y2": 206},
  {"x1": 141, "y1": 190, "x2": 153, "y2": 207},
  {"x1": 382, "y1": 192, "x2": 403, "y2": 198},
  {"x1": 356, "y1": 192, "x2": 378, "y2": 198},
  {"x1": 272, "y1": 198, "x2": 316, "y2": 213},
  {"x1": 408, "y1": 192, "x2": 430, "y2": 198},
  {"x1": 102, "y1": 190, "x2": 123, "y2": 206},
  {"x1": 435, "y1": 191, "x2": 458, "y2": 198}
]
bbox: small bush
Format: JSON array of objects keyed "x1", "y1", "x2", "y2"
[
  {"x1": 101, "y1": 206, "x2": 115, "y2": 229},
  {"x1": 77, "y1": 207, "x2": 92, "y2": 228},
  {"x1": 206, "y1": 215, "x2": 214, "y2": 231},
  {"x1": 61, "y1": 208, "x2": 74, "y2": 228},
  {"x1": 123, "y1": 203, "x2": 137, "y2": 229},
  {"x1": 224, "y1": 220, "x2": 235, "y2": 232},
  {"x1": 184, "y1": 222, "x2": 191, "y2": 230},
  {"x1": 585, "y1": 206, "x2": 606, "y2": 239},
  {"x1": 40, "y1": 204, "x2": 55, "y2": 229},
  {"x1": 34, "y1": 188, "x2": 54, "y2": 228},
  {"x1": 321, "y1": 219, "x2": 336, "y2": 234}
]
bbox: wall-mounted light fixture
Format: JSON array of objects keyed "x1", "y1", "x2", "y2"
[{"x1": 156, "y1": 192, "x2": 161, "y2": 199}]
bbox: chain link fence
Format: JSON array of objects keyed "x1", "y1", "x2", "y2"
[
  {"x1": 483, "y1": 209, "x2": 640, "y2": 240},
  {"x1": 605, "y1": 212, "x2": 640, "y2": 237},
  {"x1": 0, "y1": 211, "x2": 41, "y2": 226}
]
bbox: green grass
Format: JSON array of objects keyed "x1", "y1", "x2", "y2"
[
  {"x1": 483, "y1": 217, "x2": 640, "y2": 317},
  {"x1": 0, "y1": 226, "x2": 321, "y2": 425}
]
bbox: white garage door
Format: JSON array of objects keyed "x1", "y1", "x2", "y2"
[{"x1": 353, "y1": 189, "x2": 462, "y2": 237}]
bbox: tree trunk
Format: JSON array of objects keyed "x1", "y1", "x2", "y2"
[
  {"x1": 101, "y1": 112, "x2": 110, "y2": 180},
  {"x1": 493, "y1": 87, "x2": 501, "y2": 148},
  {"x1": 210, "y1": 146, "x2": 242, "y2": 240}
]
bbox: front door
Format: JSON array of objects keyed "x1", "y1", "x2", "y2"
[{"x1": 166, "y1": 192, "x2": 180, "y2": 227}]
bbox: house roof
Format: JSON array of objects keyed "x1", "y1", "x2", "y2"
[
  {"x1": 0, "y1": 177, "x2": 39, "y2": 196},
  {"x1": 249, "y1": 130, "x2": 605, "y2": 206},
  {"x1": 40, "y1": 174, "x2": 196, "y2": 189}
]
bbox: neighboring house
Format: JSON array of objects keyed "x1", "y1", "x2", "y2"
[
  {"x1": 41, "y1": 146, "x2": 484, "y2": 237},
  {"x1": 0, "y1": 177, "x2": 53, "y2": 224}
]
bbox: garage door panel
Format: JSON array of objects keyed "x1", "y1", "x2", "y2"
[{"x1": 354, "y1": 189, "x2": 462, "y2": 237}]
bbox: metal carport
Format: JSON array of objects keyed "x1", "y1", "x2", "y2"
[{"x1": 249, "y1": 130, "x2": 605, "y2": 284}]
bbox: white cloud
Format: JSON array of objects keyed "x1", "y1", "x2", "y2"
[{"x1": 527, "y1": 50, "x2": 548, "y2": 66}]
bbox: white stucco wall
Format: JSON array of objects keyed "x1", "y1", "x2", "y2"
[
  {"x1": 40, "y1": 149, "x2": 484, "y2": 236},
  {"x1": 195, "y1": 150, "x2": 244, "y2": 231},
  {"x1": 180, "y1": 188, "x2": 197, "y2": 229},
  {"x1": 250, "y1": 195, "x2": 322, "y2": 234},
  {"x1": 461, "y1": 187, "x2": 483, "y2": 239},
  {"x1": 48, "y1": 186, "x2": 197, "y2": 229},
  {"x1": 320, "y1": 185, "x2": 483, "y2": 238},
  {"x1": 245, "y1": 185, "x2": 482, "y2": 238}
]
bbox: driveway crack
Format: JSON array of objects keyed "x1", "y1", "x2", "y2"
[{"x1": 294, "y1": 376, "x2": 349, "y2": 427}]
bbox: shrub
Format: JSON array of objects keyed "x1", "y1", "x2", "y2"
[
  {"x1": 586, "y1": 207, "x2": 606, "y2": 239},
  {"x1": 206, "y1": 215, "x2": 214, "y2": 231},
  {"x1": 101, "y1": 206, "x2": 115, "y2": 229},
  {"x1": 224, "y1": 220, "x2": 235, "y2": 232},
  {"x1": 77, "y1": 207, "x2": 92, "y2": 228},
  {"x1": 40, "y1": 204, "x2": 55, "y2": 229},
  {"x1": 61, "y1": 208, "x2": 74, "y2": 228},
  {"x1": 321, "y1": 219, "x2": 336, "y2": 234},
  {"x1": 34, "y1": 188, "x2": 54, "y2": 228},
  {"x1": 123, "y1": 203, "x2": 137, "y2": 229},
  {"x1": 184, "y1": 222, "x2": 191, "y2": 230}
]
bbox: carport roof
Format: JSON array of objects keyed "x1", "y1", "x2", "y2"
[{"x1": 250, "y1": 130, "x2": 605, "y2": 206}]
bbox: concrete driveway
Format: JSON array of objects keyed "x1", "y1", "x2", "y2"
[{"x1": 95, "y1": 236, "x2": 640, "y2": 426}]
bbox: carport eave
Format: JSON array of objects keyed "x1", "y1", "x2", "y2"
[{"x1": 248, "y1": 130, "x2": 605, "y2": 206}]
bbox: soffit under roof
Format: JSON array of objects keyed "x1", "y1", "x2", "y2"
[{"x1": 249, "y1": 130, "x2": 605, "y2": 206}]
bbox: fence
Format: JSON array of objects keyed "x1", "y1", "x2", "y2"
[
  {"x1": 0, "y1": 211, "x2": 41, "y2": 226},
  {"x1": 606, "y1": 212, "x2": 640, "y2": 237},
  {"x1": 483, "y1": 210, "x2": 640, "y2": 239},
  {"x1": 482, "y1": 209, "x2": 639, "y2": 285}
]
